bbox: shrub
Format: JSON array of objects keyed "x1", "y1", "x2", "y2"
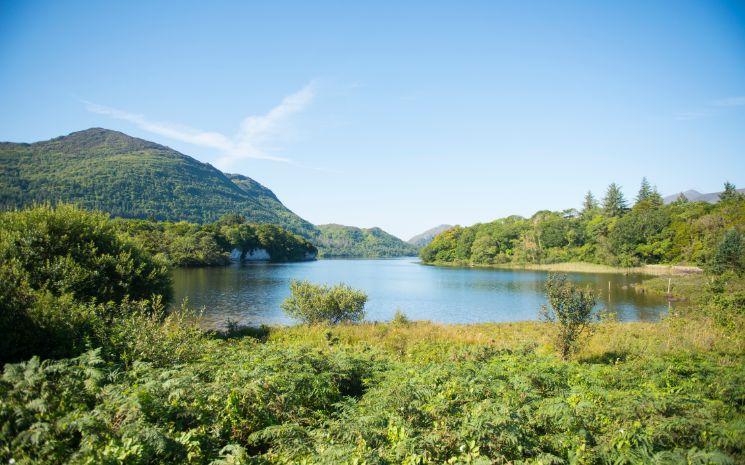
[
  {"x1": 0, "y1": 205, "x2": 173, "y2": 364},
  {"x1": 391, "y1": 309, "x2": 410, "y2": 326},
  {"x1": 0, "y1": 204, "x2": 172, "y2": 304},
  {"x1": 281, "y1": 280, "x2": 367, "y2": 324},
  {"x1": 540, "y1": 273, "x2": 597, "y2": 359}
]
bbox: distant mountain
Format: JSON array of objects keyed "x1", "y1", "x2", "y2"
[
  {"x1": 408, "y1": 224, "x2": 454, "y2": 248},
  {"x1": 663, "y1": 188, "x2": 745, "y2": 205},
  {"x1": 0, "y1": 128, "x2": 420, "y2": 258},
  {"x1": 315, "y1": 224, "x2": 418, "y2": 258},
  {"x1": 0, "y1": 128, "x2": 319, "y2": 237}
]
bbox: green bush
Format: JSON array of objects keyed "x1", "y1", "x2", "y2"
[
  {"x1": 0, "y1": 204, "x2": 171, "y2": 304},
  {"x1": 281, "y1": 280, "x2": 367, "y2": 324},
  {"x1": 540, "y1": 273, "x2": 597, "y2": 359},
  {"x1": 0, "y1": 205, "x2": 173, "y2": 364}
]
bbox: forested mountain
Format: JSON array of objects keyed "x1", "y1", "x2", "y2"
[
  {"x1": 0, "y1": 128, "x2": 318, "y2": 237},
  {"x1": 407, "y1": 224, "x2": 453, "y2": 248},
  {"x1": 421, "y1": 180, "x2": 745, "y2": 268},
  {"x1": 315, "y1": 224, "x2": 419, "y2": 257},
  {"x1": 0, "y1": 128, "x2": 420, "y2": 258}
]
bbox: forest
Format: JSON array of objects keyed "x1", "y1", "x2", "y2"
[
  {"x1": 114, "y1": 214, "x2": 317, "y2": 267},
  {"x1": 1, "y1": 203, "x2": 743, "y2": 464},
  {"x1": 421, "y1": 179, "x2": 745, "y2": 270}
]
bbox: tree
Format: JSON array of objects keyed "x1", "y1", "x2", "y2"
[
  {"x1": 648, "y1": 187, "x2": 664, "y2": 207},
  {"x1": 602, "y1": 183, "x2": 628, "y2": 217},
  {"x1": 540, "y1": 273, "x2": 597, "y2": 359},
  {"x1": 634, "y1": 178, "x2": 664, "y2": 210},
  {"x1": 719, "y1": 182, "x2": 742, "y2": 202},
  {"x1": 635, "y1": 177, "x2": 653, "y2": 204},
  {"x1": 707, "y1": 229, "x2": 744, "y2": 276},
  {"x1": 281, "y1": 280, "x2": 367, "y2": 324},
  {"x1": 673, "y1": 193, "x2": 689, "y2": 204},
  {"x1": 582, "y1": 191, "x2": 598, "y2": 215}
]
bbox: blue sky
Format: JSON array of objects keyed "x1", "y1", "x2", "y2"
[{"x1": 1, "y1": 0, "x2": 744, "y2": 239}]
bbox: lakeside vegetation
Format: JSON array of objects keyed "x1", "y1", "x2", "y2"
[
  {"x1": 114, "y1": 214, "x2": 317, "y2": 267},
  {"x1": 421, "y1": 179, "x2": 744, "y2": 271},
  {"x1": 1, "y1": 204, "x2": 743, "y2": 464}
]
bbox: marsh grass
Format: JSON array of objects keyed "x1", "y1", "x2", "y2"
[
  {"x1": 268, "y1": 316, "x2": 739, "y2": 362},
  {"x1": 426, "y1": 260, "x2": 703, "y2": 275}
]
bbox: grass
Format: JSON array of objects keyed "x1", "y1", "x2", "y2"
[
  {"x1": 425, "y1": 260, "x2": 703, "y2": 276},
  {"x1": 268, "y1": 317, "x2": 742, "y2": 362}
]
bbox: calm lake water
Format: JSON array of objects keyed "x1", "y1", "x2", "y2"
[{"x1": 172, "y1": 258, "x2": 671, "y2": 328}]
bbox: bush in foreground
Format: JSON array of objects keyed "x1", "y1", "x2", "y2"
[
  {"x1": 0, "y1": 205, "x2": 172, "y2": 364},
  {"x1": 281, "y1": 280, "x2": 367, "y2": 324},
  {"x1": 1, "y1": 324, "x2": 742, "y2": 465},
  {"x1": 541, "y1": 273, "x2": 597, "y2": 359}
]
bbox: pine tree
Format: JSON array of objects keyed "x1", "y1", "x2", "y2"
[
  {"x1": 636, "y1": 177, "x2": 653, "y2": 204},
  {"x1": 582, "y1": 191, "x2": 598, "y2": 214},
  {"x1": 602, "y1": 183, "x2": 628, "y2": 217},
  {"x1": 673, "y1": 193, "x2": 689, "y2": 204},
  {"x1": 649, "y1": 187, "x2": 663, "y2": 207},
  {"x1": 719, "y1": 182, "x2": 742, "y2": 202}
]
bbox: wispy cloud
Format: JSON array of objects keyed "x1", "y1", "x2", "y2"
[
  {"x1": 712, "y1": 96, "x2": 745, "y2": 107},
  {"x1": 675, "y1": 95, "x2": 745, "y2": 121},
  {"x1": 673, "y1": 110, "x2": 711, "y2": 121},
  {"x1": 84, "y1": 82, "x2": 316, "y2": 167}
]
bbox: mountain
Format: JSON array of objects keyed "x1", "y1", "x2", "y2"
[
  {"x1": 315, "y1": 224, "x2": 419, "y2": 258},
  {"x1": 0, "y1": 128, "x2": 417, "y2": 258},
  {"x1": 407, "y1": 224, "x2": 453, "y2": 248},
  {"x1": 663, "y1": 188, "x2": 745, "y2": 205},
  {"x1": 0, "y1": 128, "x2": 318, "y2": 237}
]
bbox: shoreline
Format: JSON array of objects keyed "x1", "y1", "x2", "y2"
[{"x1": 421, "y1": 260, "x2": 703, "y2": 276}]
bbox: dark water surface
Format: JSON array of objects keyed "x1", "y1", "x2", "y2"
[{"x1": 172, "y1": 258, "x2": 670, "y2": 328}]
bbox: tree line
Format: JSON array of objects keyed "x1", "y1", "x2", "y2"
[
  {"x1": 113, "y1": 212, "x2": 317, "y2": 267},
  {"x1": 421, "y1": 179, "x2": 745, "y2": 271}
]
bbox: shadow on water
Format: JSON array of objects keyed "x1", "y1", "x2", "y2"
[{"x1": 172, "y1": 258, "x2": 671, "y2": 328}]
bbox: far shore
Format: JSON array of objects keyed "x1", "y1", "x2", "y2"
[{"x1": 423, "y1": 260, "x2": 703, "y2": 276}]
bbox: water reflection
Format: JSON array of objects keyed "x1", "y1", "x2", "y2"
[{"x1": 171, "y1": 258, "x2": 671, "y2": 328}]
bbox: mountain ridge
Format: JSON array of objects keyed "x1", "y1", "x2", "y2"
[
  {"x1": 407, "y1": 224, "x2": 454, "y2": 248},
  {"x1": 0, "y1": 128, "x2": 318, "y2": 237},
  {"x1": 315, "y1": 223, "x2": 418, "y2": 257},
  {"x1": 0, "y1": 128, "x2": 417, "y2": 258},
  {"x1": 663, "y1": 188, "x2": 745, "y2": 204}
]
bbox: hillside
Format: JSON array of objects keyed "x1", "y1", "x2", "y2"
[
  {"x1": 315, "y1": 224, "x2": 418, "y2": 257},
  {"x1": 407, "y1": 224, "x2": 453, "y2": 247},
  {"x1": 0, "y1": 128, "x2": 319, "y2": 237}
]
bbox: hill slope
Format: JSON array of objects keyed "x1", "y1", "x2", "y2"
[
  {"x1": 407, "y1": 224, "x2": 453, "y2": 248},
  {"x1": 315, "y1": 224, "x2": 418, "y2": 258},
  {"x1": 0, "y1": 128, "x2": 318, "y2": 237}
]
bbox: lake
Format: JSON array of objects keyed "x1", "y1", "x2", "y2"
[{"x1": 172, "y1": 258, "x2": 671, "y2": 328}]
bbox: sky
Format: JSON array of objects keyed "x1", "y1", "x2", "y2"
[{"x1": 1, "y1": 1, "x2": 744, "y2": 239}]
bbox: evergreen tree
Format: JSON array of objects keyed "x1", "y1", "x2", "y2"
[
  {"x1": 582, "y1": 191, "x2": 598, "y2": 214},
  {"x1": 719, "y1": 182, "x2": 742, "y2": 202},
  {"x1": 672, "y1": 193, "x2": 689, "y2": 204},
  {"x1": 708, "y1": 229, "x2": 744, "y2": 275},
  {"x1": 636, "y1": 177, "x2": 653, "y2": 204},
  {"x1": 602, "y1": 183, "x2": 628, "y2": 217},
  {"x1": 649, "y1": 187, "x2": 664, "y2": 207}
]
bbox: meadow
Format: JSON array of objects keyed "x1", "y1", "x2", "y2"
[{"x1": 1, "y1": 205, "x2": 743, "y2": 464}]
